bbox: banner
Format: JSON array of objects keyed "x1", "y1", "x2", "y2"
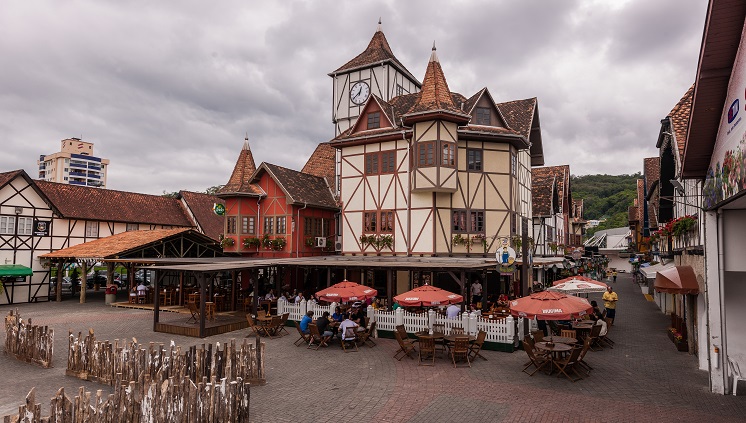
[{"x1": 33, "y1": 220, "x2": 50, "y2": 237}]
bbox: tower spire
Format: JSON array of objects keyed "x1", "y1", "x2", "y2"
[
  {"x1": 377, "y1": 17, "x2": 382, "y2": 32},
  {"x1": 430, "y1": 41, "x2": 438, "y2": 62}
]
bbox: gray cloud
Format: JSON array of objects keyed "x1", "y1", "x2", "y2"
[{"x1": 0, "y1": 0, "x2": 706, "y2": 193}]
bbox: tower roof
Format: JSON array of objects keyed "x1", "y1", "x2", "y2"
[
  {"x1": 403, "y1": 44, "x2": 470, "y2": 122},
  {"x1": 220, "y1": 137, "x2": 257, "y2": 194},
  {"x1": 331, "y1": 22, "x2": 419, "y2": 85}
]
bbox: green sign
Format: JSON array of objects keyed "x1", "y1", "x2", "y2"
[{"x1": 213, "y1": 203, "x2": 226, "y2": 216}]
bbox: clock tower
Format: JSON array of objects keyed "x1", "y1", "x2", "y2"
[{"x1": 329, "y1": 20, "x2": 421, "y2": 136}]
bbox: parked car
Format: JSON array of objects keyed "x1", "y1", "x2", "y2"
[
  {"x1": 49, "y1": 277, "x2": 73, "y2": 295},
  {"x1": 86, "y1": 274, "x2": 108, "y2": 289}
]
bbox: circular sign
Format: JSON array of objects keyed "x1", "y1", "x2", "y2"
[
  {"x1": 496, "y1": 238, "x2": 516, "y2": 266},
  {"x1": 213, "y1": 203, "x2": 226, "y2": 216}
]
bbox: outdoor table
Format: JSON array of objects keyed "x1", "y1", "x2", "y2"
[
  {"x1": 535, "y1": 341, "x2": 573, "y2": 373},
  {"x1": 543, "y1": 335, "x2": 577, "y2": 345},
  {"x1": 444, "y1": 334, "x2": 477, "y2": 343},
  {"x1": 415, "y1": 331, "x2": 445, "y2": 340},
  {"x1": 205, "y1": 302, "x2": 216, "y2": 321},
  {"x1": 187, "y1": 293, "x2": 199, "y2": 303},
  {"x1": 572, "y1": 322, "x2": 594, "y2": 340}
]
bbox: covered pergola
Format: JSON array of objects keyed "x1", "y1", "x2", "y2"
[{"x1": 39, "y1": 228, "x2": 225, "y2": 304}]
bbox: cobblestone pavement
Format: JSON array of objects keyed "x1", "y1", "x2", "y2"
[{"x1": 2, "y1": 273, "x2": 746, "y2": 422}]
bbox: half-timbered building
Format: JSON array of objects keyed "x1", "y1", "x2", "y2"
[{"x1": 0, "y1": 169, "x2": 223, "y2": 304}]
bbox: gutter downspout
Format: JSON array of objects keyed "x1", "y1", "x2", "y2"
[
  {"x1": 256, "y1": 197, "x2": 261, "y2": 253},
  {"x1": 297, "y1": 203, "x2": 308, "y2": 258},
  {"x1": 404, "y1": 129, "x2": 412, "y2": 256},
  {"x1": 717, "y1": 209, "x2": 727, "y2": 392}
]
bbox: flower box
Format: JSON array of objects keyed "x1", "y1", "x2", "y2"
[{"x1": 675, "y1": 339, "x2": 688, "y2": 352}]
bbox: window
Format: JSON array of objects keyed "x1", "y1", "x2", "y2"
[
  {"x1": 126, "y1": 223, "x2": 139, "y2": 231},
  {"x1": 263, "y1": 217, "x2": 273, "y2": 234},
  {"x1": 470, "y1": 211, "x2": 484, "y2": 233},
  {"x1": 313, "y1": 218, "x2": 322, "y2": 236},
  {"x1": 452, "y1": 209, "x2": 484, "y2": 233},
  {"x1": 367, "y1": 112, "x2": 380, "y2": 129},
  {"x1": 380, "y1": 211, "x2": 394, "y2": 233},
  {"x1": 85, "y1": 221, "x2": 99, "y2": 237},
  {"x1": 442, "y1": 142, "x2": 455, "y2": 167},
  {"x1": 364, "y1": 212, "x2": 377, "y2": 233},
  {"x1": 17, "y1": 217, "x2": 32, "y2": 235},
  {"x1": 365, "y1": 151, "x2": 396, "y2": 175},
  {"x1": 511, "y1": 152, "x2": 517, "y2": 176},
  {"x1": 0, "y1": 216, "x2": 15, "y2": 234},
  {"x1": 276, "y1": 216, "x2": 286, "y2": 234},
  {"x1": 475, "y1": 107, "x2": 491, "y2": 125},
  {"x1": 242, "y1": 216, "x2": 255, "y2": 234},
  {"x1": 418, "y1": 142, "x2": 435, "y2": 167},
  {"x1": 365, "y1": 153, "x2": 379, "y2": 175},
  {"x1": 304, "y1": 217, "x2": 313, "y2": 236},
  {"x1": 467, "y1": 149, "x2": 483, "y2": 171},
  {"x1": 226, "y1": 217, "x2": 237, "y2": 234},
  {"x1": 452, "y1": 210, "x2": 467, "y2": 232}
]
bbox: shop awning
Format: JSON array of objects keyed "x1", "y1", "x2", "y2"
[
  {"x1": 654, "y1": 265, "x2": 699, "y2": 294},
  {"x1": 640, "y1": 262, "x2": 674, "y2": 279},
  {"x1": 0, "y1": 264, "x2": 33, "y2": 277}
]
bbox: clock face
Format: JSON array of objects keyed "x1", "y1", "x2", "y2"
[{"x1": 350, "y1": 81, "x2": 370, "y2": 105}]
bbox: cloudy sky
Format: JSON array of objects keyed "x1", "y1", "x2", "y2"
[{"x1": 1, "y1": 0, "x2": 707, "y2": 194}]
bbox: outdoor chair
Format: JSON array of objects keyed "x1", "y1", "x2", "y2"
[
  {"x1": 418, "y1": 336, "x2": 436, "y2": 366},
  {"x1": 257, "y1": 310, "x2": 267, "y2": 319},
  {"x1": 469, "y1": 330, "x2": 488, "y2": 361},
  {"x1": 246, "y1": 314, "x2": 268, "y2": 337},
  {"x1": 432, "y1": 323, "x2": 446, "y2": 334},
  {"x1": 265, "y1": 316, "x2": 283, "y2": 339},
  {"x1": 600, "y1": 318, "x2": 615, "y2": 348},
  {"x1": 307, "y1": 323, "x2": 329, "y2": 350},
  {"x1": 555, "y1": 346, "x2": 584, "y2": 382},
  {"x1": 588, "y1": 323, "x2": 603, "y2": 351},
  {"x1": 393, "y1": 330, "x2": 417, "y2": 361},
  {"x1": 450, "y1": 336, "x2": 471, "y2": 368},
  {"x1": 395, "y1": 325, "x2": 412, "y2": 342},
  {"x1": 576, "y1": 337, "x2": 593, "y2": 375},
  {"x1": 729, "y1": 357, "x2": 746, "y2": 395},
  {"x1": 531, "y1": 330, "x2": 544, "y2": 343},
  {"x1": 560, "y1": 329, "x2": 577, "y2": 342},
  {"x1": 293, "y1": 320, "x2": 311, "y2": 346},
  {"x1": 277, "y1": 313, "x2": 291, "y2": 337},
  {"x1": 522, "y1": 342, "x2": 549, "y2": 376},
  {"x1": 243, "y1": 296, "x2": 252, "y2": 312},
  {"x1": 451, "y1": 326, "x2": 465, "y2": 335},
  {"x1": 357, "y1": 321, "x2": 377, "y2": 348},
  {"x1": 341, "y1": 327, "x2": 359, "y2": 353},
  {"x1": 186, "y1": 301, "x2": 200, "y2": 324}
]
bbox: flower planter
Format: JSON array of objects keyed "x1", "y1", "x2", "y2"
[{"x1": 675, "y1": 340, "x2": 688, "y2": 352}]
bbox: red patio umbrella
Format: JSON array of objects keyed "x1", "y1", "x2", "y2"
[
  {"x1": 509, "y1": 291, "x2": 592, "y2": 320},
  {"x1": 393, "y1": 284, "x2": 464, "y2": 307},
  {"x1": 552, "y1": 275, "x2": 607, "y2": 288},
  {"x1": 315, "y1": 280, "x2": 377, "y2": 303}
]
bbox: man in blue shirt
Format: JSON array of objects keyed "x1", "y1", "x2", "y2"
[{"x1": 300, "y1": 310, "x2": 314, "y2": 334}]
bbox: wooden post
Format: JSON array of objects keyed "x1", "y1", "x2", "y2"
[
  {"x1": 199, "y1": 273, "x2": 206, "y2": 338},
  {"x1": 179, "y1": 271, "x2": 184, "y2": 306},
  {"x1": 106, "y1": 261, "x2": 114, "y2": 287},
  {"x1": 56, "y1": 261, "x2": 63, "y2": 302},
  {"x1": 80, "y1": 261, "x2": 87, "y2": 304},
  {"x1": 251, "y1": 270, "x2": 258, "y2": 318},
  {"x1": 327, "y1": 267, "x2": 331, "y2": 288},
  {"x1": 153, "y1": 268, "x2": 160, "y2": 331},
  {"x1": 230, "y1": 270, "x2": 236, "y2": 311},
  {"x1": 460, "y1": 270, "x2": 466, "y2": 313},
  {"x1": 386, "y1": 269, "x2": 393, "y2": 308}
]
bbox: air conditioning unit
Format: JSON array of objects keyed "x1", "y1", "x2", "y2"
[
  {"x1": 335, "y1": 236, "x2": 343, "y2": 252},
  {"x1": 315, "y1": 237, "x2": 327, "y2": 248}
]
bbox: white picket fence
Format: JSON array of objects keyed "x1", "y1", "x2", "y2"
[{"x1": 278, "y1": 298, "x2": 517, "y2": 346}]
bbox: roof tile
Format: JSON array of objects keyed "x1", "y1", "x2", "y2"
[
  {"x1": 668, "y1": 85, "x2": 694, "y2": 159},
  {"x1": 40, "y1": 228, "x2": 195, "y2": 259},
  {"x1": 220, "y1": 139, "x2": 257, "y2": 194},
  {"x1": 261, "y1": 163, "x2": 338, "y2": 210},
  {"x1": 302, "y1": 142, "x2": 337, "y2": 187},
  {"x1": 179, "y1": 191, "x2": 225, "y2": 241}
]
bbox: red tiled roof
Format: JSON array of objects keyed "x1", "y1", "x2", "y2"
[
  {"x1": 0, "y1": 170, "x2": 23, "y2": 188},
  {"x1": 332, "y1": 28, "x2": 417, "y2": 84},
  {"x1": 643, "y1": 157, "x2": 660, "y2": 194},
  {"x1": 636, "y1": 179, "x2": 645, "y2": 222},
  {"x1": 220, "y1": 139, "x2": 258, "y2": 194},
  {"x1": 532, "y1": 165, "x2": 571, "y2": 213},
  {"x1": 40, "y1": 228, "x2": 196, "y2": 259},
  {"x1": 36, "y1": 180, "x2": 194, "y2": 227},
  {"x1": 260, "y1": 163, "x2": 338, "y2": 210},
  {"x1": 532, "y1": 172, "x2": 556, "y2": 216},
  {"x1": 497, "y1": 98, "x2": 536, "y2": 139},
  {"x1": 572, "y1": 199, "x2": 584, "y2": 220},
  {"x1": 404, "y1": 47, "x2": 470, "y2": 121},
  {"x1": 628, "y1": 205, "x2": 639, "y2": 223},
  {"x1": 302, "y1": 142, "x2": 336, "y2": 187},
  {"x1": 179, "y1": 191, "x2": 224, "y2": 241},
  {"x1": 668, "y1": 85, "x2": 694, "y2": 159}
]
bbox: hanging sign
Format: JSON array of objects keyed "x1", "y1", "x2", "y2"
[
  {"x1": 33, "y1": 220, "x2": 50, "y2": 236},
  {"x1": 496, "y1": 237, "x2": 517, "y2": 275},
  {"x1": 213, "y1": 203, "x2": 226, "y2": 216}
]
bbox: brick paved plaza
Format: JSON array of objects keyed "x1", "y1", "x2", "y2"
[{"x1": 2, "y1": 272, "x2": 745, "y2": 422}]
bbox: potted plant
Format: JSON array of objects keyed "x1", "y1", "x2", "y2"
[
  {"x1": 378, "y1": 234, "x2": 394, "y2": 250},
  {"x1": 243, "y1": 237, "x2": 260, "y2": 249},
  {"x1": 305, "y1": 237, "x2": 315, "y2": 247},
  {"x1": 220, "y1": 237, "x2": 235, "y2": 248},
  {"x1": 272, "y1": 237, "x2": 287, "y2": 251},
  {"x1": 452, "y1": 234, "x2": 466, "y2": 246},
  {"x1": 511, "y1": 235, "x2": 522, "y2": 250},
  {"x1": 261, "y1": 234, "x2": 272, "y2": 249}
]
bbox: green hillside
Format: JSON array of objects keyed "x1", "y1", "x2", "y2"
[{"x1": 571, "y1": 173, "x2": 639, "y2": 237}]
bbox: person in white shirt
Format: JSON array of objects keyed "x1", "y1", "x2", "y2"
[
  {"x1": 339, "y1": 314, "x2": 359, "y2": 341},
  {"x1": 136, "y1": 283, "x2": 148, "y2": 296},
  {"x1": 595, "y1": 317, "x2": 608, "y2": 337},
  {"x1": 471, "y1": 281, "x2": 483, "y2": 305},
  {"x1": 294, "y1": 293, "x2": 304, "y2": 304},
  {"x1": 264, "y1": 289, "x2": 276, "y2": 300},
  {"x1": 446, "y1": 304, "x2": 461, "y2": 319}
]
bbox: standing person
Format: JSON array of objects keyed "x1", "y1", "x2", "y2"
[
  {"x1": 446, "y1": 303, "x2": 461, "y2": 319},
  {"x1": 471, "y1": 279, "x2": 483, "y2": 306},
  {"x1": 602, "y1": 286, "x2": 618, "y2": 325},
  {"x1": 613, "y1": 270, "x2": 618, "y2": 283}
]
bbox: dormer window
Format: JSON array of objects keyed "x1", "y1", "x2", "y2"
[
  {"x1": 367, "y1": 112, "x2": 380, "y2": 129},
  {"x1": 475, "y1": 107, "x2": 491, "y2": 125}
]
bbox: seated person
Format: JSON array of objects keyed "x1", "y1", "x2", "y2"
[
  {"x1": 264, "y1": 289, "x2": 276, "y2": 300},
  {"x1": 590, "y1": 301, "x2": 604, "y2": 321},
  {"x1": 595, "y1": 317, "x2": 608, "y2": 336},
  {"x1": 351, "y1": 303, "x2": 367, "y2": 328},
  {"x1": 392, "y1": 301, "x2": 401, "y2": 310},
  {"x1": 446, "y1": 304, "x2": 461, "y2": 319},
  {"x1": 315, "y1": 311, "x2": 334, "y2": 340},
  {"x1": 294, "y1": 293, "x2": 305, "y2": 304},
  {"x1": 299, "y1": 310, "x2": 314, "y2": 334},
  {"x1": 339, "y1": 314, "x2": 359, "y2": 341},
  {"x1": 136, "y1": 283, "x2": 148, "y2": 296},
  {"x1": 497, "y1": 293, "x2": 509, "y2": 307},
  {"x1": 332, "y1": 306, "x2": 344, "y2": 322},
  {"x1": 372, "y1": 298, "x2": 383, "y2": 310}
]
